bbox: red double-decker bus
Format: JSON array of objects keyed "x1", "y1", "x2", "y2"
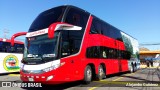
[{"x1": 20, "y1": 5, "x2": 140, "y2": 84}]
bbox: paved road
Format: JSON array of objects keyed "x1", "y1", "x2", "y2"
[{"x1": 0, "y1": 68, "x2": 160, "y2": 90}]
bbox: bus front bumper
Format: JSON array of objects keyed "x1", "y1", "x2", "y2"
[{"x1": 20, "y1": 70, "x2": 67, "y2": 84}]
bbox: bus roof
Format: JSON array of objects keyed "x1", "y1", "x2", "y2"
[
  {"x1": 46, "y1": 5, "x2": 90, "y2": 14},
  {"x1": 0, "y1": 38, "x2": 24, "y2": 44},
  {"x1": 37, "y1": 5, "x2": 137, "y2": 40},
  {"x1": 66, "y1": 5, "x2": 137, "y2": 40}
]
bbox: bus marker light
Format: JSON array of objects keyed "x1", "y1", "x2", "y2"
[
  {"x1": 46, "y1": 75, "x2": 54, "y2": 81},
  {"x1": 60, "y1": 62, "x2": 65, "y2": 66},
  {"x1": 42, "y1": 76, "x2": 45, "y2": 78}
]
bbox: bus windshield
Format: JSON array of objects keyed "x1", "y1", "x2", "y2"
[
  {"x1": 24, "y1": 32, "x2": 59, "y2": 63},
  {"x1": 29, "y1": 6, "x2": 66, "y2": 32},
  {"x1": 0, "y1": 41, "x2": 24, "y2": 53}
]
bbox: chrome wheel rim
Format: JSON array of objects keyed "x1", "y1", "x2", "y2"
[{"x1": 87, "y1": 68, "x2": 92, "y2": 80}]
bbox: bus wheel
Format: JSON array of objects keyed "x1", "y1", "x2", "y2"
[
  {"x1": 134, "y1": 63, "x2": 137, "y2": 71},
  {"x1": 83, "y1": 65, "x2": 92, "y2": 84},
  {"x1": 130, "y1": 64, "x2": 134, "y2": 73},
  {"x1": 97, "y1": 65, "x2": 105, "y2": 80}
]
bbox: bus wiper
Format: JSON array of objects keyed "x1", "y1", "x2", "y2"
[
  {"x1": 39, "y1": 56, "x2": 46, "y2": 63},
  {"x1": 27, "y1": 54, "x2": 47, "y2": 63}
]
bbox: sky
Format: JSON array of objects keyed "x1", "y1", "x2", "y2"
[{"x1": 0, "y1": 0, "x2": 160, "y2": 50}]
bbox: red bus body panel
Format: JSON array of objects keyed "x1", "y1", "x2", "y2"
[{"x1": 21, "y1": 15, "x2": 130, "y2": 84}]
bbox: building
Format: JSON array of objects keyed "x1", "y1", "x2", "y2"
[{"x1": 140, "y1": 50, "x2": 160, "y2": 67}]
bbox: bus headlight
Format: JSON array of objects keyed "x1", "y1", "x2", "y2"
[
  {"x1": 22, "y1": 62, "x2": 65, "y2": 74},
  {"x1": 20, "y1": 64, "x2": 24, "y2": 70}
]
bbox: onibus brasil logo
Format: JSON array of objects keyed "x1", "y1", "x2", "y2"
[{"x1": 3, "y1": 55, "x2": 20, "y2": 72}]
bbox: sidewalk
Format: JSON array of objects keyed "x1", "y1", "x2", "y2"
[{"x1": 140, "y1": 65, "x2": 160, "y2": 69}]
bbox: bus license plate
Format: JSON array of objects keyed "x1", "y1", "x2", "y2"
[{"x1": 28, "y1": 78, "x2": 34, "y2": 81}]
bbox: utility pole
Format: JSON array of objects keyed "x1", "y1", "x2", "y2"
[{"x1": 3, "y1": 29, "x2": 9, "y2": 39}]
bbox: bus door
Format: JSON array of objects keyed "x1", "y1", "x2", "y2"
[
  {"x1": 68, "y1": 39, "x2": 82, "y2": 79},
  {"x1": 61, "y1": 32, "x2": 82, "y2": 80}
]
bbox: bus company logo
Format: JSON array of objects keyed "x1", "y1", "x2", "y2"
[
  {"x1": 27, "y1": 29, "x2": 47, "y2": 37},
  {"x1": 3, "y1": 55, "x2": 20, "y2": 72}
]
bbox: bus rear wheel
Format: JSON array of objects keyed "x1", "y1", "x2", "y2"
[
  {"x1": 130, "y1": 63, "x2": 134, "y2": 73},
  {"x1": 83, "y1": 65, "x2": 92, "y2": 84},
  {"x1": 97, "y1": 65, "x2": 105, "y2": 80}
]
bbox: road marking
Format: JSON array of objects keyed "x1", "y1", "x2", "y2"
[
  {"x1": 112, "y1": 77, "x2": 123, "y2": 81},
  {"x1": 88, "y1": 83, "x2": 107, "y2": 90},
  {"x1": 100, "y1": 79, "x2": 108, "y2": 81},
  {"x1": 89, "y1": 72, "x2": 136, "y2": 90}
]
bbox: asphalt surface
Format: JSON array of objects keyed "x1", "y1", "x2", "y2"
[{"x1": 0, "y1": 67, "x2": 160, "y2": 90}]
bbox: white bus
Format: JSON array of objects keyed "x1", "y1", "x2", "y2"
[
  {"x1": 0, "y1": 32, "x2": 26, "y2": 74},
  {"x1": 0, "y1": 38, "x2": 24, "y2": 73}
]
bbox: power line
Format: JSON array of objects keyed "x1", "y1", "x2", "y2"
[
  {"x1": 140, "y1": 43, "x2": 160, "y2": 46},
  {"x1": 3, "y1": 29, "x2": 9, "y2": 39}
]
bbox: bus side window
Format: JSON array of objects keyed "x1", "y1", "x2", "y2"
[
  {"x1": 126, "y1": 51, "x2": 131, "y2": 59},
  {"x1": 71, "y1": 40, "x2": 80, "y2": 54},
  {"x1": 86, "y1": 47, "x2": 92, "y2": 58},
  {"x1": 63, "y1": 39, "x2": 81, "y2": 55},
  {"x1": 102, "y1": 23, "x2": 111, "y2": 37},
  {"x1": 16, "y1": 44, "x2": 24, "y2": 53},
  {"x1": 61, "y1": 41, "x2": 70, "y2": 57},
  {"x1": 90, "y1": 18, "x2": 102, "y2": 34},
  {"x1": 86, "y1": 46, "x2": 100, "y2": 58},
  {"x1": 0, "y1": 48, "x2": 2, "y2": 52},
  {"x1": 108, "y1": 49, "x2": 114, "y2": 58},
  {"x1": 103, "y1": 47, "x2": 109, "y2": 58},
  {"x1": 0, "y1": 42, "x2": 2, "y2": 52},
  {"x1": 90, "y1": 22, "x2": 98, "y2": 34},
  {"x1": 10, "y1": 46, "x2": 15, "y2": 53},
  {"x1": 66, "y1": 13, "x2": 81, "y2": 26},
  {"x1": 65, "y1": 8, "x2": 82, "y2": 27}
]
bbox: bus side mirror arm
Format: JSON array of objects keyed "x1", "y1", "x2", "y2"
[{"x1": 11, "y1": 32, "x2": 27, "y2": 46}]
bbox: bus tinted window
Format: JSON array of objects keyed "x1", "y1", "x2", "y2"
[
  {"x1": 61, "y1": 7, "x2": 89, "y2": 58},
  {"x1": 0, "y1": 41, "x2": 24, "y2": 53},
  {"x1": 61, "y1": 30, "x2": 84, "y2": 57},
  {"x1": 86, "y1": 46, "x2": 100, "y2": 58},
  {"x1": 90, "y1": 18, "x2": 102, "y2": 34},
  {"x1": 112, "y1": 27, "x2": 122, "y2": 41},
  {"x1": 65, "y1": 7, "x2": 89, "y2": 29},
  {"x1": 90, "y1": 16, "x2": 122, "y2": 41},
  {"x1": 29, "y1": 6, "x2": 66, "y2": 32},
  {"x1": 102, "y1": 23, "x2": 111, "y2": 37},
  {"x1": 86, "y1": 46, "x2": 131, "y2": 59}
]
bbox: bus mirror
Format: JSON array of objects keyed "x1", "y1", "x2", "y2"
[
  {"x1": 48, "y1": 22, "x2": 82, "y2": 39},
  {"x1": 48, "y1": 23, "x2": 57, "y2": 39},
  {"x1": 11, "y1": 32, "x2": 27, "y2": 46}
]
